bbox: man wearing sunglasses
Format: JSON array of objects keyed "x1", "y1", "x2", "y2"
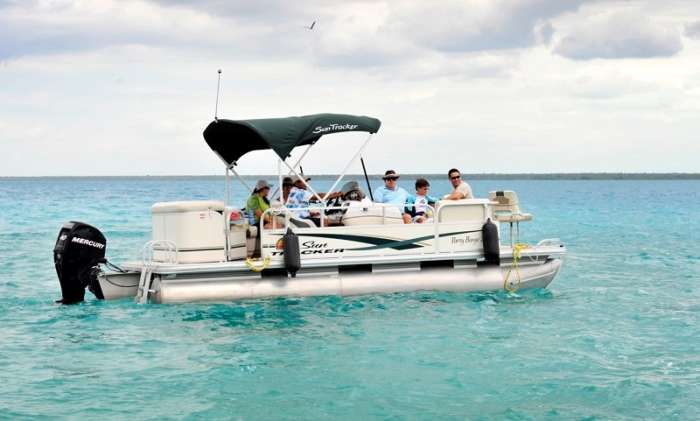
[
  {"x1": 374, "y1": 170, "x2": 412, "y2": 223},
  {"x1": 444, "y1": 168, "x2": 473, "y2": 200}
]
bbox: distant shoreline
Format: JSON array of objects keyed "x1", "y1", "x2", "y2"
[{"x1": 2, "y1": 173, "x2": 699, "y2": 180}]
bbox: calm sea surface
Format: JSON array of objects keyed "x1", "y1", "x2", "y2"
[{"x1": 0, "y1": 177, "x2": 698, "y2": 420}]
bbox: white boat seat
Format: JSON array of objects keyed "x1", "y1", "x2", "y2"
[
  {"x1": 151, "y1": 200, "x2": 245, "y2": 263},
  {"x1": 342, "y1": 205, "x2": 403, "y2": 226},
  {"x1": 435, "y1": 199, "x2": 492, "y2": 222}
]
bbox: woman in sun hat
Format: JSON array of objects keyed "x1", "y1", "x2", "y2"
[{"x1": 246, "y1": 179, "x2": 272, "y2": 227}]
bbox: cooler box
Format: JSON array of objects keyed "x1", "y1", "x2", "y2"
[{"x1": 151, "y1": 200, "x2": 246, "y2": 263}]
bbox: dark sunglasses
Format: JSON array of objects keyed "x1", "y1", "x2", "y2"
[
  {"x1": 450, "y1": 175, "x2": 461, "y2": 180},
  {"x1": 383, "y1": 177, "x2": 398, "y2": 181}
]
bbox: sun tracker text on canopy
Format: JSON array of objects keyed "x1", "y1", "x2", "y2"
[{"x1": 203, "y1": 113, "x2": 382, "y2": 166}]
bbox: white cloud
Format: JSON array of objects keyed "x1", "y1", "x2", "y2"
[
  {"x1": 0, "y1": 0, "x2": 586, "y2": 67},
  {"x1": 1, "y1": 0, "x2": 699, "y2": 175},
  {"x1": 308, "y1": 2, "x2": 412, "y2": 68},
  {"x1": 0, "y1": 0, "x2": 310, "y2": 61},
  {"x1": 384, "y1": 0, "x2": 584, "y2": 53},
  {"x1": 684, "y1": 21, "x2": 700, "y2": 39},
  {"x1": 553, "y1": 10, "x2": 683, "y2": 60}
]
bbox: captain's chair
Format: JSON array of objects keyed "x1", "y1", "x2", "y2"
[
  {"x1": 488, "y1": 190, "x2": 533, "y2": 245},
  {"x1": 489, "y1": 191, "x2": 531, "y2": 219}
]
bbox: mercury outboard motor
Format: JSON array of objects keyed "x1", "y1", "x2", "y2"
[
  {"x1": 482, "y1": 218, "x2": 500, "y2": 265},
  {"x1": 53, "y1": 221, "x2": 106, "y2": 304}
]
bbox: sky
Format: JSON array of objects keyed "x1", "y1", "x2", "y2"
[{"x1": 1, "y1": 0, "x2": 699, "y2": 176}]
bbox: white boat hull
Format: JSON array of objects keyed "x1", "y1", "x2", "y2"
[{"x1": 98, "y1": 258, "x2": 562, "y2": 304}]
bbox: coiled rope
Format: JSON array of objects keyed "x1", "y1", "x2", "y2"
[
  {"x1": 245, "y1": 256, "x2": 271, "y2": 272},
  {"x1": 503, "y1": 243, "x2": 529, "y2": 292}
]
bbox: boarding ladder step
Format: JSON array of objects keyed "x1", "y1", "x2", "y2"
[{"x1": 135, "y1": 267, "x2": 154, "y2": 304}]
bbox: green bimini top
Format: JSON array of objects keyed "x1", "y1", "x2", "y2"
[{"x1": 203, "y1": 113, "x2": 381, "y2": 166}]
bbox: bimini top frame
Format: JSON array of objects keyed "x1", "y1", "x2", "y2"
[
  {"x1": 202, "y1": 113, "x2": 382, "y2": 260},
  {"x1": 203, "y1": 113, "x2": 381, "y2": 166}
]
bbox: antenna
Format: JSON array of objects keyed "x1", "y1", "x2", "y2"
[{"x1": 214, "y1": 69, "x2": 222, "y2": 121}]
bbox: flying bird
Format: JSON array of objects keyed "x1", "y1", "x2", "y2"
[{"x1": 304, "y1": 20, "x2": 316, "y2": 30}]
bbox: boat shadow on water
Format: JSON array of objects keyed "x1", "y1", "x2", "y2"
[{"x1": 170, "y1": 288, "x2": 557, "y2": 330}]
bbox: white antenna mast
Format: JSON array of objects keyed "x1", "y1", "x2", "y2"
[{"x1": 214, "y1": 69, "x2": 222, "y2": 120}]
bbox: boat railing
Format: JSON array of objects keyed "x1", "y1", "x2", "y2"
[
  {"x1": 257, "y1": 199, "x2": 499, "y2": 258},
  {"x1": 141, "y1": 240, "x2": 179, "y2": 265},
  {"x1": 260, "y1": 202, "x2": 444, "y2": 257},
  {"x1": 261, "y1": 202, "x2": 437, "y2": 229}
]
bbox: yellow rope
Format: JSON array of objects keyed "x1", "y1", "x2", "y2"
[
  {"x1": 245, "y1": 256, "x2": 271, "y2": 272},
  {"x1": 503, "y1": 243, "x2": 529, "y2": 292}
]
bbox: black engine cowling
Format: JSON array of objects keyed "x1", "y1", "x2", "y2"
[{"x1": 53, "y1": 221, "x2": 106, "y2": 304}]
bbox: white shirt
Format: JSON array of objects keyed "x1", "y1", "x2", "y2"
[
  {"x1": 453, "y1": 181, "x2": 473, "y2": 199},
  {"x1": 414, "y1": 194, "x2": 430, "y2": 214}
]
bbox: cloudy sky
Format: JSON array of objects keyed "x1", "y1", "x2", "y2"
[{"x1": 1, "y1": 0, "x2": 699, "y2": 176}]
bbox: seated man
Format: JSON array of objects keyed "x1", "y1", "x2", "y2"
[
  {"x1": 444, "y1": 168, "x2": 474, "y2": 200},
  {"x1": 340, "y1": 181, "x2": 372, "y2": 207},
  {"x1": 373, "y1": 170, "x2": 411, "y2": 224},
  {"x1": 285, "y1": 175, "x2": 341, "y2": 226},
  {"x1": 405, "y1": 178, "x2": 437, "y2": 223},
  {"x1": 281, "y1": 176, "x2": 294, "y2": 203}
]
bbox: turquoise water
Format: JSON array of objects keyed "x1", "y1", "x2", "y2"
[{"x1": 0, "y1": 177, "x2": 698, "y2": 419}]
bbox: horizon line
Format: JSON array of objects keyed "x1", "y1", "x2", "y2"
[{"x1": 2, "y1": 172, "x2": 699, "y2": 180}]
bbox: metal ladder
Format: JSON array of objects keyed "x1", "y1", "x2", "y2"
[
  {"x1": 135, "y1": 240, "x2": 177, "y2": 304},
  {"x1": 135, "y1": 264, "x2": 154, "y2": 304}
]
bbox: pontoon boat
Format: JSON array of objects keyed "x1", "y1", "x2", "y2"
[{"x1": 53, "y1": 114, "x2": 566, "y2": 304}]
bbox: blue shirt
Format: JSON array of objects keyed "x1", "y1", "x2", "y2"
[
  {"x1": 286, "y1": 187, "x2": 313, "y2": 218},
  {"x1": 374, "y1": 185, "x2": 409, "y2": 210}
]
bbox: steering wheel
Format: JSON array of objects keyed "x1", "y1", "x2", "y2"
[{"x1": 324, "y1": 197, "x2": 344, "y2": 215}]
